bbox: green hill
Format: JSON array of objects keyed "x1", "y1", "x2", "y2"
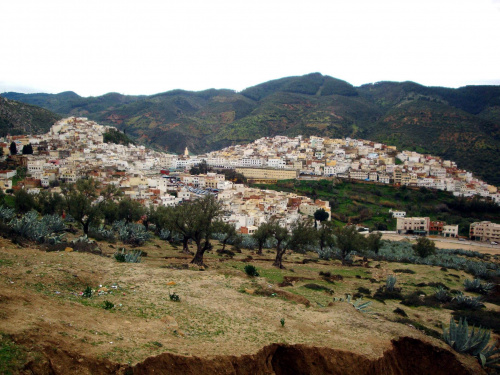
[
  {"x1": 0, "y1": 96, "x2": 62, "y2": 136},
  {"x1": 3, "y1": 74, "x2": 500, "y2": 184}
]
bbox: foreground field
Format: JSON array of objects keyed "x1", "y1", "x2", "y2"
[{"x1": 0, "y1": 235, "x2": 497, "y2": 374}]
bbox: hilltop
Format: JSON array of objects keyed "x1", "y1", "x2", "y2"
[
  {"x1": 3, "y1": 73, "x2": 500, "y2": 184},
  {"x1": 0, "y1": 96, "x2": 61, "y2": 137}
]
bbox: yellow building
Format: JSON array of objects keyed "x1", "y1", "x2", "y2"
[{"x1": 235, "y1": 168, "x2": 298, "y2": 180}]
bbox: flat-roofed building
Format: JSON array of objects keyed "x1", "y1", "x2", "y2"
[
  {"x1": 235, "y1": 168, "x2": 298, "y2": 180},
  {"x1": 397, "y1": 217, "x2": 430, "y2": 235},
  {"x1": 470, "y1": 221, "x2": 500, "y2": 242}
]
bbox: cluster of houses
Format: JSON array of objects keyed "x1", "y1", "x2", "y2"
[
  {"x1": 0, "y1": 117, "x2": 498, "y2": 240},
  {"x1": 0, "y1": 117, "x2": 330, "y2": 231},
  {"x1": 175, "y1": 135, "x2": 499, "y2": 203}
]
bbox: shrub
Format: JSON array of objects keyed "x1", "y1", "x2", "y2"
[
  {"x1": 393, "y1": 307, "x2": 408, "y2": 317},
  {"x1": 280, "y1": 318, "x2": 285, "y2": 327},
  {"x1": 103, "y1": 300, "x2": 114, "y2": 310},
  {"x1": 83, "y1": 286, "x2": 92, "y2": 298},
  {"x1": 412, "y1": 237, "x2": 436, "y2": 258},
  {"x1": 169, "y1": 292, "x2": 180, "y2": 302},
  {"x1": 244, "y1": 264, "x2": 259, "y2": 277},
  {"x1": 393, "y1": 268, "x2": 416, "y2": 274}
]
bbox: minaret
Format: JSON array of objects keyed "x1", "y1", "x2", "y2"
[{"x1": 184, "y1": 147, "x2": 189, "y2": 156}]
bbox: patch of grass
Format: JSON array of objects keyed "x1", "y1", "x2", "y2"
[{"x1": 0, "y1": 333, "x2": 27, "y2": 375}]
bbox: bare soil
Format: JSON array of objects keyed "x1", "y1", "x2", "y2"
[{"x1": 0, "y1": 236, "x2": 492, "y2": 374}]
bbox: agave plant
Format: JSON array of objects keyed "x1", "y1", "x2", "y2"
[
  {"x1": 479, "y1": 342, "x2": 500, "y2": 370},
  {"x1": 333, "y1": 294, "x2": 373, "y2": 313},
  {"x1": 442, "y1": 317, "x2": 491, "y2": 356},
  {"x1": 386, "y1": 275, "x2": 397, "y2": 291},
  {"x1": 452, "y1": 292, "x2": 485, "y2": 309},
  {"x1": 464, "y1": 279, "x2": 495, "y2": 294},
  {"x1": 114, "y1": 248, "x2": 142, "y2": 263},
  {"x1": 0, "y1": 206, "x2": 15, "y2": 221},
  {"x1": 434, "y1": 286, "x2": 450, "y2": 302}
]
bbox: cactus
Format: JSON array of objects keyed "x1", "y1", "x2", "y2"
[
  {"x1": 464, "y1": 279, "x2": 495, "y2": 294},
  {"x1": 434, "y1": 286, "x2": 450, "y2": 302},
  {"x1": 113, "y1": 220, "x2": 151, "y2": 246},
  {"x1": 0, "y1": 206, "x2": 15, "y2": 221},
  {"x1": 159, "y1": 228, "x2": 171, "y2": 240},
  {"x1": 333, "y1": 294, "x2": 373, "y2": 313},
  {"x1": 114, "y1": 248, "x2": 142, "y2": 263},
  {"x1": 452, "y1": 292, "x2": 484, "y2": 309},
  {"x1": 386, "y1": 275, "x2": 397, "y2": 291},
  {"x1": 479, "y1": 343, "x2": 500, "y2": 370},
  {"x1": 442, "y1": 317, "x2": 491, "y2": 356}
]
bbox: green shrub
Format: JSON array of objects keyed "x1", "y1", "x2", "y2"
[
  {"x1": 169, "y1": 292, "x2": 180, "y2": 302},
  {"x1": 103, "y1": 300, "x2": 114, "y2": 310},
  {"x1": 83, "y1": 286, "x2": 92, "y2": 298},
  {"x1": 244, "y1": 264, "x2": 259, "y2": 277}
]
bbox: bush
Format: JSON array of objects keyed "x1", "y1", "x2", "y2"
[
  {"x1": 412, "y1": 237, "x2": 436, "y2": 258},
  {"x1": 103, "y1": 300, "x2": 114, "y2": 310},
  {"x1": 169, "y1": 292, "x2": 180, "y2": 302},
  {"x1": 244, "y1": 264, "x2": 259, "y2": 277}
]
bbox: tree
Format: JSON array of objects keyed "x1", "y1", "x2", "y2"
[
  {"x1": 314, "y1": 208, "x2": 329, "y2": 223},
  {"x1": 252, "y1": 222, "x2": 272, "y2": 255},
  {"x1": 22, "y1": 143, "x2": 33, "y2": 155},
  {"x1": 35, "y1": 191, "x2": 64, "y2": 216},
  {"x1": 268, "y1": 218, "x2": 316, "y2": 268},
  {"x1": 365, "y1": 232, "x2": 383, "y2": 254},
  {"x1": 14, "y1": 189, "x2": 36, "y2": 214},
  {"x1": 268, "y1": 220, "x2": 290, "y2": 269},
  {"x1": 412, "y1": 237, "x2": 436, "y2": 258},
  {"x1": 316, "y1": 221, "x2": 335, "y2": 254},
  {"x1": 189, "y1": 160, "x2": 209, "y2": 175},
  {"x1": 0, "y1": 147, "x2": 4, "y2": 157},
  {"x1": 334, "y1": 225, "x2": 364, "y2": 264},
  {"x1": 63, "y1": 179, "x2": 120, "y2": 235},
  {"x1": 118, "y1": 198, "x2": 145, "y2": 223},
  {"x1": 9, "y1": 142, "x2": 17, "y2": 156},
  {"x1": 189, "y1": 195, "x2": 224, "y2": 266},
  {"x1": 212, "y1": 220, "x2": 238, "y2": 252}
]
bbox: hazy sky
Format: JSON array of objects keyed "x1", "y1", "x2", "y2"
[{"x1": 1, "y1": 0, "x2": 499, "y2": 97}]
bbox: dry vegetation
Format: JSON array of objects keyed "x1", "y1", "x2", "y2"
[{"x1": 0, "y1": 233, "x2": 497, "y2": 374}]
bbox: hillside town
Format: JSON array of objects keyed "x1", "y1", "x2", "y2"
[{"x1": 1, "y1": 116, "x2": 499, "y2": 242}]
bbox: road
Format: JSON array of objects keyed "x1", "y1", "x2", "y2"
[{"x1": 381, "y1": 233, "x2": 500, "y2": 256}]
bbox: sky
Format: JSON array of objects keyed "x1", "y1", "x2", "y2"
[{"x1": 1, "y1": 0, "x2": 500, "y2": 97}]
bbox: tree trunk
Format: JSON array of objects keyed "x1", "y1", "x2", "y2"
[
  {"x1": 181, "y1": 236, "x2": 190, "y2": 254},
  {"x1": 83, "y1": 221, "x2": 90, "y2": 235},
  {"x1": 221, "y1": 239, "x2": 227, "y2": 252},
  {"x1": 272, "y1": 243, "x2": 286, "y2": 269},
  {"x1": 257, "y1": 243, "x2": 263, "y2": 255},
  {"x1": 190, "y1": 241, "x2": 206, "y2": 266}
]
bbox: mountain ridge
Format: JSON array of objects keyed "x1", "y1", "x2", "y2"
[{"x1": 2, "y1": 73, "x2": 500, "y2": 184}]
